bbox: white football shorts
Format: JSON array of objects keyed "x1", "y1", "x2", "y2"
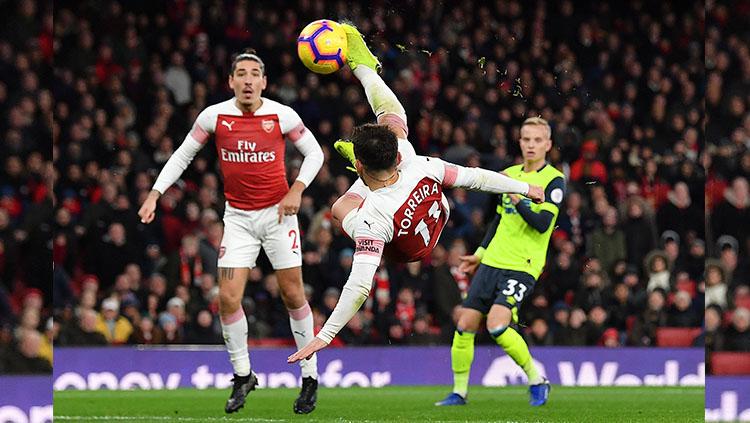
[{"x1": 217, "y1": 202, "x2": 302, "y2": 270}]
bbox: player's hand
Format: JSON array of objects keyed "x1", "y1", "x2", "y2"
[
  {"x1": 288, "y1": 337, "x2": 327, "y2": 363},
  {"x1": 526, "y1": 185, "x2": 545, "y2": 204},
  {"x1": 458, "y1": 254, "x2": 480, "y2": 274},
  {"x1": 278, "y1": 184, "x2": 304, "y2": 223},
  {"x1": 138, "y1": 191, "x2": 160, "y2": 224}
]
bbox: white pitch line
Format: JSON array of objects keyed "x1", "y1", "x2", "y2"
[
  {"x1": 56, "y1": 418, "x2": 539, "y2": 423},
  {"x1": 55, "y1": 416, "x2": 286, "y2": 422}
]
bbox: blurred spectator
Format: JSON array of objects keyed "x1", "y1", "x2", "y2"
[
  {"x1": 644, "y1": 250, "x2": 671, "y2": 293},
  {"x1": 339, "y1": 311, "x2": 376, "y2": 345},
  {"x1": 586, "y1": 206, "x2": 626, "y2": 274},
  {"x1": 585, "y1": 305, "x2": 610, "y2": 345},
  {"x1": 725, "y1": 307, "x2": 750, "y2": 352},
  {"x1": 90, "y1": 222, "x2": 139, "y2": 291},
  {"x1": 711, "y1": 178, "x2": 750, "y2": 252},
  {"x1": 158, "y1": 312, "x2": 183, "y2": 344},
  {"x1": 667, "y1": 291, "x2": 701, "y2": 327},
  {"x1": 608, "y1": 283, "x2": 634, "y2": 332},
  {"x1": 428, "y1": 244, "x2": 463, "y2": 341},
  {"x1": 1, "y1": 329, "x2": 52, "y2": 374},
  {"x1": 128, "y1": 316, "x2": 165, "y2": 345},
  {"x1": 59, "y1": 309, "x2": 108, "y2": 346},
  {"x1": 570, "y1": 140, "x2": 607, "y2": 185},
  {"x1": 705, "y1": 259, "x2": 729, "y2": 309},
  {"x1": 657, "y1": 182, "x2": 703, "y2": 242},
  {"x1": 622, "y1": 198, "x2": 657, "y2": 269},
  {"x1": 630, "y1": 289, "x2": 668, "y2": 346},
  {"x1": 95, "y1": 297, "x2": 133, "y2": 344},
  {"x1": 575, "y1": 271, "x2": 608, "y2": 312},
  {"x1": 408, "y1": 314, "x2": 441, "y2": 345},
  {"x1": 525, "y1": 318, "x2": 553, "y2": 347},
  {"x1": 184, "y1": 309, "x2": 222, "y2": 344},
  {"x1": 705, "y1": 305, "x2": 725, "y2": 354},
  {"x1": 561, "y1": 308, "x2": 588, "y2": 346},
  {"x1": 602, "y1": 328, "x2": 621, "y2": 348}
]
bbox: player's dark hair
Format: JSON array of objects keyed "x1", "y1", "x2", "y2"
[
  {"x1": 351, "y1": 124, "x2": 398, "y2": 171},
  {"x1": 230, "y1": 48, "x2": 265, "y2": 75}
]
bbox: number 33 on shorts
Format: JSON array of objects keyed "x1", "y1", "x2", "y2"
[{"x1": 501, "y1": 278, "x2": 528, "y2": 302}]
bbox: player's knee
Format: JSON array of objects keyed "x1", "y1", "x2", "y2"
[
  {"x1": 218, "y1": 287, "x2": 242, "y2": 311},
  {"x1": 487, "y1": 324, "x2": 508, "y2": 339},
  {"x1": 486, "y1": 305, "x2": 512, "y2": 330},
  {"x1": 457, "y1": 320, "x2": 479, "y2": 334},
  {"x1": 457, "y1": 313, "x2": 481, "y2": 333},
  {"x1": 279, "y1": 287, "x2": 305, "y2": 309}
]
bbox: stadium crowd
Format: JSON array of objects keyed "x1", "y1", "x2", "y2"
[
  {"x1": 52, "y1": 0, "x2": 705, "y2": 351},
  {"x1": 705, "y1": 0, "x2": 750, "y2": 374},
  {"x1": 0, "y1": 0, "x2": 54, "y2": 374}
]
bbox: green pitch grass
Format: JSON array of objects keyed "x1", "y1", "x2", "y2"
[{"x1": 54, "y1": 385, "x2": 704, "y2": 422}]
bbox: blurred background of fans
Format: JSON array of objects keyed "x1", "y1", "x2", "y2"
[
  {"x1": 0, "y1": 0, "x2": 54, "y2": 374},
  {"x1": 50, "y1": 0, "x2": 708, "y2": 355},
  {"x1": 705, "y1": 0, "x2": 750, "y2": 376}
]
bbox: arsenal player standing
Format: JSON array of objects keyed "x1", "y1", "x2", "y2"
[{"x1": 138, "y1": 50, "x2": 323, "y2": 415}]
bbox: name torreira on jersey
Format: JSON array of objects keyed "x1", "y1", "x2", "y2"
[{"x1": 396, "y1": 181, "x2": 441, "y2": 237}]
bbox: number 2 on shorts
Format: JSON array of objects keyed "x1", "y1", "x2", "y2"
[{"x1": 288, "y1": 229, "x2": 299, "y2": 250}]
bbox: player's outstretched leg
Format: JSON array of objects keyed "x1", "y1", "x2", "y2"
[
  {"x1": 340, "y1": 23, "x2": 381, "y2": 72},
  {"x1": 488, "y1": 304, "x2": 548, "y2": 406},
  {"x1": 225, "y1": 372, "x2": 259, "y2": 413}
]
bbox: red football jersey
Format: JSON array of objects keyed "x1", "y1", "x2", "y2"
[
  {"x1": 353, "y1": 155, "x2": 457, "y2": 264},
  {"x1": 189, "y1": 98, "x2": 307, "y2": 210}
]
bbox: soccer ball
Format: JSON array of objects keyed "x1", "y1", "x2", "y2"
[{"x1": 297, "y1": 19, "x2": 348, "y2": 74}]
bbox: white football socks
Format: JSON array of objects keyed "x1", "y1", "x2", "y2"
[
  {"x1": 352, "y1": 66, "x2": 406, "y2": 122},
  {"x1": 289, "y1": 302, "x2": 318, "y2": 379},
  {"x1": 220, "y1": 307, "x2": 250, "y2": 377}
]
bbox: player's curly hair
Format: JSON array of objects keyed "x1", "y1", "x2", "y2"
[
  {"x1": 351, "y1": 124, "x2": 398, "y2": 171},
  {"x1": 230, "y1": 48, "x2": 265, "y2": 75}
]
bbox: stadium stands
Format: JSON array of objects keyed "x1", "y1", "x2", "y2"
[
  {"x1": 0, "y1": 0, "x2": 53, "y2": 374},
  {"x1": 705, "y1": 0, "x2": 750, "y2": 375}
]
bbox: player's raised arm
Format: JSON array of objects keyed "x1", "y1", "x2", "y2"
[
  {"x1": 288, "y1": 226, "x2": 386, "y2": 363},
  {"x1": 342, "y1": 24, "x2": 408, "y2": 140},
  {"x1": 138, "y1": 111, "x2": 213, "y2": 223},
  {"x1": 436, "y1": 159, "x2": 545, "y2": 203}
]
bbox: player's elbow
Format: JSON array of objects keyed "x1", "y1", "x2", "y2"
[
  {"x1": 530, "y1": 213, "x2": 554, "y2": 233},
  {"x1": 310, "y1": 148, "x2": 324, "y2": 167},
  {"x1": 532, "y1": 222, "x2": 550, "y2": 233}
]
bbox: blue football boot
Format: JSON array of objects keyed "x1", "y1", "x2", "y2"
[
  {"x1": 529, "y1": 377, "x2": 550, "y2": 406},
  {"x1": 434, "y1": 392, "x2": 467, "y2": 406}
]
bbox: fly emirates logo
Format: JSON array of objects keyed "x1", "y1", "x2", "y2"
[{"x1": 220, "y1": 140, "x2": 276, "y2": 163}]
